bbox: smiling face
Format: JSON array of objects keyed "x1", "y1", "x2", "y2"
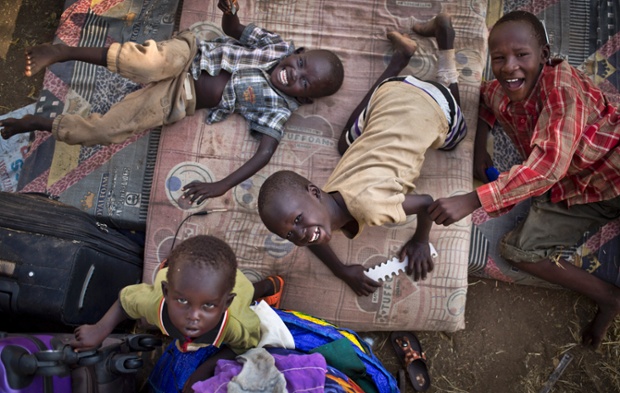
[
  {"x1": 270, "y1": 49, "x2": 338, "y2": 99},
  {"x1": 488, "y1": 20, "x2": 550, "y2": 102},
  {"x1": 261, "y1": 185, "x2": 333, "y2": 247},
  {"x1": 162, "y1": 264, "x2": 234, "y2": 339}
]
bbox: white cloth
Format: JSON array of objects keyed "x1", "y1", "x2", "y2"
[{"x1": 250, "y1": 300, "x2": 295, "y2": 349}]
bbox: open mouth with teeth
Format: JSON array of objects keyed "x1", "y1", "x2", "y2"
[
  {"x1": 278, "y1": 68, "x2": 289, "y2": 86},
  {"x1": 309, "y1": 227, "x2": 320, "y2": 243},
  {"x1": 504, "y1": 78, "x2": 524, "y2": 90}
]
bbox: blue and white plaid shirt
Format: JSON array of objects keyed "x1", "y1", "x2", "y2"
[{"x1": 190, "y1": 24, "x2": 299, "y2": 141}]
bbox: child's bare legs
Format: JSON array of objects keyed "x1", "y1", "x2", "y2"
[
  {"x1": 411, "y1": 13, "x2": 454, "y2": 50},
  {"x1": 411, "y1": 13, "x2": 459, "y2": 103},
  {"x1": 338, "y1": 31, "x2": 417, "y2": 153},
  {"x1": 0, "y1": 44, "x2": 109, "y2": 140},
  {"x1": 385, "y1": 31, "x2": 418, "y2": 75},
  {"x1": 515, "y1": 258, "x2": 620, "y2": 349},
  {"x1": 24, "y1": 44, "x2": 108, "y2": 77}
]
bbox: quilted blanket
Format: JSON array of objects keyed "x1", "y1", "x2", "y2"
[{"x1": 15, "y1": 0, "x2": 180, "y2": 230}]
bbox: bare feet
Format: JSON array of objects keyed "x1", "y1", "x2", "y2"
[
  {"x1": 411, "y1": 13, "x2": 455, "y2": 50},
  {"x1": 0, "y1": 115, "x2": 53, "y2": 139},
  {"x1": 386, "y1": 31, "x2": 418, "y2": 69},
  {"x1": 582, "y1": 287, "x2": 620, "y2": 349},
  {"x1": 24, "y1": 43, "x2": 68, "y2": 77}
]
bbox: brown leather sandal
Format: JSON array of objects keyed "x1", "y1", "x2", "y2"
[{"x1": 390, "y1": 331, "x2": 431, "y2": 391}]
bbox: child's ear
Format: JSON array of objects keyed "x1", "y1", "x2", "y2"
[
  {"x1": 226, "y1": 292, "x2": 236, "y2": 308},
  {"x1": 161, "y1": 281, "x2": 169, "y2": 298},
  {"x1": 541, "y1": 43, "x2": 551, "y2": 65},
  {"x1": 308, "y1": 183, "x2": 321, "y2": 199}
]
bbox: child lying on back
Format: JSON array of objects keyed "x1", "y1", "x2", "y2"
[{"x1": 1, "y1": 0, "x2": 344, "y2": 203}]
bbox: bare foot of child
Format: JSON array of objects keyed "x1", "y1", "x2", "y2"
[
  {"x1": 411, "y1": 13, "x2": 455, "y2": 47},
  {"x1": 582, "y1": 287, "x2": 620, "y2": 349},
  {"x1": 386, "y1": 31, "x2": 418, "y2": 69},
  {"x1": 0, "y1": 115, "x2": 51, "y2": 139},
  {"x1": 24, "y1": 43, "x2": 68, "y2": 77}
]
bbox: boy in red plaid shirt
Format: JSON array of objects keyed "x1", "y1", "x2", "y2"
[{"x1": 429, "y1": 10, "x2": 620, "y2": 349}]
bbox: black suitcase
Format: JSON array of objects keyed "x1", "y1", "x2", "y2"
[{"x1": 0, "y1": 192, "x2": 144, "y2": 326}]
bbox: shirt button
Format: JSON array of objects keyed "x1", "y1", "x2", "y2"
[{"x1": 520, "y1": 118, "x2": 525, "y2": 124}]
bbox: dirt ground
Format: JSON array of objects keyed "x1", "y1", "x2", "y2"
[{"x1": 1, "y1": 1, "x2": 618, "y2": 392}]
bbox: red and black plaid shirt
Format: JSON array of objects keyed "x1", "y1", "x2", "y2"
[{"x1": 477, "y1": 60, "x2": 620, "y2": 216}]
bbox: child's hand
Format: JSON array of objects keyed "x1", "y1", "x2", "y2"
[
  {"x1": 69, "y1": 324, "x2": 105, "y2": 351},
  {"x1": 339, "y1": 264, "x2": 382, "y2": 296},
  {"x1": 473, "y1": 148, "x2": 494, "y2": 183},
  {"x1": 399, "y1": 240, "x2": 434, "y2": 281},
  {"x1": 428, "y1": 192, "x2": 481, "y2": 226},
  {"x1": 218, "y1": 0, "x2": 239, "y2": 15},
  {"x1": 182, "y1": 180, "x2": 230, "y2": 205}
]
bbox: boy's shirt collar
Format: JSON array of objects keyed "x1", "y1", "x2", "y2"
[{"x1": 158, "y1": 298, "x2": 229, "y2": 352}]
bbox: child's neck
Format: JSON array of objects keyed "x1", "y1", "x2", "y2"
[{"x1": 330, "y1": 191, "x2": 353, "y2": 229}]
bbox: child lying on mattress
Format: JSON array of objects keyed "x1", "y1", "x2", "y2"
[
  {"x1": 257, "y1": 14, "x2": 466, "y2": 296},
  {"x1": 70, "y1": 235, "x2": 284, "y2": 391},
  {"x1": 428, "y1": 10, "x2": 620, "y2": 349},
  {"x1": 0, "y1": 0, "x2": 344, "y2": 204}
]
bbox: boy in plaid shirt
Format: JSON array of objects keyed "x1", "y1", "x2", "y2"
[{"x1": 429, "y1": 10, "x2": 620, "y2": 349}]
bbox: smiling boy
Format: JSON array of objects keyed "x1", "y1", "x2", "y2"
[
  {"x1": 259, "y1": 14, "x2": 466, "y2": 296},
  {"x1": 429, "y1": 10, "x2": 620, "y2": 349},
  {"x1": 0, "y1": 0, "x2": 343, "y2": 203}
]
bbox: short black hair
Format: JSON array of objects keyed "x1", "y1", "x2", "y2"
[
  {"x1": 166, "y1": 235, "x2": 237, "y2": 290},
  {"x1": 257, "y1": 170, "x2": 310, "y2": 218},
  {"x1": 493, "y1": 10, "x2": 548, "y2": 47},
  {"x1": 315, "y1": 49, "x2": 344, "y2": 97}
]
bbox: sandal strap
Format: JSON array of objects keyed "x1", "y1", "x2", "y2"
[{"x1": 397, "y1": 336, "x2": 427, "y2": 366}]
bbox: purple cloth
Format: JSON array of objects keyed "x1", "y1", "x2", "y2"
[{"x1": 192, "y1": 350, "x2": 327, "y2": 392}]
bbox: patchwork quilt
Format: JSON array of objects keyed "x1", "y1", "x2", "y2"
[{"x1": 15, "y1": 0, "x2": 180, "y2": 230}]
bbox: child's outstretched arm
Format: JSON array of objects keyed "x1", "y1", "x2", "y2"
[
  {"x1": 218, "y1": 0, "x2": 245, "y2": 40},
  {"x1": 309, "y1": 243, "x2": 382, "y2": 296},
  {"x1": 399, "y1": 194, "x2": 435, "y2": 281},
  {"x1": 69, "y1": 299, "x2": 128, "y2": 350},
  {"x1": 182, "y1": 134, "x2": 279, "y2": 205},
  {"x1": 428, "y1": 191, "x2": 481, "y2": 226}
]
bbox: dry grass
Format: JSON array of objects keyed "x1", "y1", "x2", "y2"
[{"x1": 518, "y1": 298, "x2": 620, "y2": 393}]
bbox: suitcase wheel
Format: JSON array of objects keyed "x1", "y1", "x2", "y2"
[
  {"x1": 108, "y1": 354, "x2": 143, "y2": 374},
  {"x1": 126, "y1": 334, "x2": 163, "y2": 352}
]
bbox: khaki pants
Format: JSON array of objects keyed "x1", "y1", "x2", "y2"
[
  {"x1": 500, "y1": 192, "x2": 620, "y2": 263},
  {"x1": 51, "y1": 30, "x2": 198, "y2": 146}
]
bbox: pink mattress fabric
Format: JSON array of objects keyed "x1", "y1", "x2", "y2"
[{"x1": 144, "y1": 0, "x2": 487, "y2": 332}]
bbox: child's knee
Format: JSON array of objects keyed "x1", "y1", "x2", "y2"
[{"x1": 112, "y1": 39, "x2": 191, "y2": 84}]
